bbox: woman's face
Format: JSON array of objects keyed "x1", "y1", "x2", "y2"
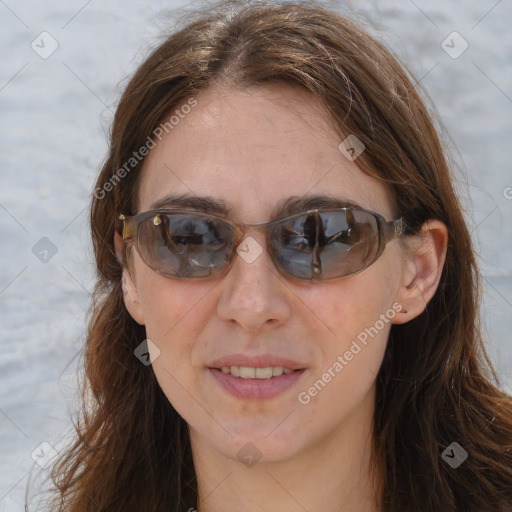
[{"x1": 124, "y1": 84, "x2": 409, "y2": 463}]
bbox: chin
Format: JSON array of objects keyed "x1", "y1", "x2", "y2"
[{"x1": 212, "y1": 425, "x2": 307, "y2": 464}]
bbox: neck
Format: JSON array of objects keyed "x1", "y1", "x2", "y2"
[{"x1": 190, "y1": 387, "x2": 382, "y2": 512}]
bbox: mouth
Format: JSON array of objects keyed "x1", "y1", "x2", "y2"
[
  {"x1": 208, "y1": 366, "x2": 307, "y2": 400},
  {"x1": 212, "y1": 365, "x2": 299, "y2": 379}
]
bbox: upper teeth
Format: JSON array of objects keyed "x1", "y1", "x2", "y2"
[{"x1": 220, "y1": 366, "x2": 294, "y2": 379}]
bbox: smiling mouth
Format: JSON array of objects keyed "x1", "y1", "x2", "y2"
[{"x1": 212, "y1": 366, "x2": 303, "y2": 379}]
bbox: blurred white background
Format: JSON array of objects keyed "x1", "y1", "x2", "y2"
[{"x1": 1, "y1": 0, "x2": 511, "y2": 509}]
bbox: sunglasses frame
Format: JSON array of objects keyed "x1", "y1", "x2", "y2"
[{"x1": 117, "y1": 207, "x2": 405, "y2": 281}]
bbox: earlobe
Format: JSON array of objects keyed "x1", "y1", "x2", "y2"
[
  {"x1": 121, "y1": 269, "x2": 145, "y2": 325},
  {"x1": 393, "y1": 219, "x2": 448, "y2": 324},
  {"x1": 114, "y1": 230, "x2": 125, "y2": 266},
  {"x1": 114, "y1": 230, "x2": 145, "y2": 325}
]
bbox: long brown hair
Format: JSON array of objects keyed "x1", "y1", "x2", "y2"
[{"x1": 36, "y1": 1, "x2": 512, "y2": 510}]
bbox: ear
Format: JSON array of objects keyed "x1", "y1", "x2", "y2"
[
  {"x1": 393, "y1": 219, "x2": 448, "y2": 324},
  {"x1": 114, "y1": 231, "x2": 145, "y2": 325},
  {"x1": 114, "y1": 230, "x2": 125, "y2": 266}
]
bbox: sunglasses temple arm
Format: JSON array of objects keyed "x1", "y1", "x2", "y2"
[
  {"x1": 383, "y1": 217, "x2": 405, "y2": 242},
  {"x1": 118, "y1": 215, "x2": 137, "y2": 240}
]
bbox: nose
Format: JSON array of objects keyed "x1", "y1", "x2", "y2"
[{"x1": 216, "y1": 233, "x2": 292, "y2": 333}]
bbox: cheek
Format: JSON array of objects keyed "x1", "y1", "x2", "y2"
[
  {"x1": 294, "y1": 275, "x2": 396, "y2": 431},
  {"x1": 134, "y1": 262, "x2": 215, "y2": 349},
  {"x1": 297, "y1": 252, "x2": 401, "y2": 385},
  {"x1": 135, "y1": 268, "x2": 215, "y2": 410},
  {"x1": 304, "y1": 264, "x2": 399, "y2": 339}
]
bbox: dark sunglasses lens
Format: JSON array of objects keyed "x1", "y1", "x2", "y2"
[
  {"x1": 137, "y1": 214, "x2": 235, "y2": 278},
  {"x1": 271, "y1": 210, "x2": 379, "y2": 279}
]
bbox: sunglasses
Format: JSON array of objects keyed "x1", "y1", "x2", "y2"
[{"x1": 117, "y1": 207, "x2": 405, "y2": 281}]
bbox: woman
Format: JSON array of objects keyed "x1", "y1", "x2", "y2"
[{"x1": 41, "y1": 1, "x2": 512, "y2": 510}]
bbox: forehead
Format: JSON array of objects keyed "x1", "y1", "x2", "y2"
[{"x1": 136, "y1": 84, "x2": 393, "y2": 221}]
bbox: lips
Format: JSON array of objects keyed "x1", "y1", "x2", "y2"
[{"x1": 207, "y1": 353, "x2": 307, "y2": 399}]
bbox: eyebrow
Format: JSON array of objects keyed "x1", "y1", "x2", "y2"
[{"x1": 149, "y1": 193, "x2": 364, "y2": 219}]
